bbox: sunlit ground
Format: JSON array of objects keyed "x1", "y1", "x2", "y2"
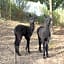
[{"x1": 0, "y1": 19, "x2": 64, "y2": 64}]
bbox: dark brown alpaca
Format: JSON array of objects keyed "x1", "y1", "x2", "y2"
[{"x1": 14, "y1": 15, "x2": 35, "y2": 56}]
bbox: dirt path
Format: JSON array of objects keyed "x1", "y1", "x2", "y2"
[{"x1": 0, "y1": 19, "x2": 64, "y2": 64}]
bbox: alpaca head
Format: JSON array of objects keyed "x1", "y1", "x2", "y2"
[{"x1": 44, "y1": 15, "x2": 51, "y2": 27}]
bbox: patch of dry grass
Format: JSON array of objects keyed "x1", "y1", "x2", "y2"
[{"x1": 0, "y1": 19, "x2": 64, "y2": 64}]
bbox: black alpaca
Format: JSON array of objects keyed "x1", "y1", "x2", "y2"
[
  {"x1": 37, "y1": 15, "x2": 51, "y2": 58},
  {"x1": 14, "y1": 16, "x2": 35, "y2": 56}
]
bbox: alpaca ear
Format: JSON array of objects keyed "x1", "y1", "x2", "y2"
[{"x1": 29, "y1": 17, "x2": 34, "y2": 23}]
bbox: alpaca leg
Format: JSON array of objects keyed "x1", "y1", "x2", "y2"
[
  {"x1": 27, "y1": 39, "x2": 30, "y2": 53},
  {"x1": 25, "y1": 37, "x2": 28, "y2": 51},
  {"x1": 14, "y1": 40, "x2": 21, "y2": 56},
  {"x1": 26, "y1": 38, "x2": 30, "y2": 53},
  {"x1": 14, "y1": 34, "x2": 21, "y2": 56},
  {"x1": 43, "y1": 41, "x2": 46, "y2": 58},
  {"x1": 45, "y1": 41, "x2": 49, "y2": 57},
  {"x1": 38, "y1": 36, "x2": 42, "y2": 52}
]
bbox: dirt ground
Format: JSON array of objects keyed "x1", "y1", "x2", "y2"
[{"x1": 0, "y1": 19, "x2": 64, "y2": 64}]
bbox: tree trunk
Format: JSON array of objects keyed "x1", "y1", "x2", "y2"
[{"x1": 49, "y1": 0, "x2": 54, "y2": 33}]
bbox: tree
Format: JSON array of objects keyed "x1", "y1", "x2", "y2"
[
  {"x1": 16, "y1": 0, "x2": 27, "y2": 9},
  {"x1": 1, "y1": 0, "x2": 11, "y2": 19},
  {"x1": 28, "y1": 0, "x2": 64, "y2": 10}
]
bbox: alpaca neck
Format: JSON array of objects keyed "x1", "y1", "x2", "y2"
[
  {"x1": 30, "y1": 23, "x2": 34, "y2": 33},
  {"x1": 45, "y1": 25, "x2": 50, "y2": 32}
]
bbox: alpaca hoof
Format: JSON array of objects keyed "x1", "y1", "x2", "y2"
[
  {"x1": 18, "y1": 53, "x2": 21, "y2": 56},
  {"x1": 28, "y1": 51, "x2": 30, "y2": 54},
  {"x1": 43, "y1": 56, "x2": 46, "y2": 59},
  {"x1": 46, "y1": 55, "x2": 50, "y2": 58},
  {"x1": 39, "y1": 50, "x2": 42, "y2": 53},
  {"x1": 39, "y1": 49, "x2": 42, "y2": 53},
  {"x1": 16, "y1": 52, "x2": 21, "y2": 56}
]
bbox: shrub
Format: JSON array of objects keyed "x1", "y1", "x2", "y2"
[
  {"x1": 53, "y1": 11, "x2": 60, "y2": 26},
  {"x1": 37, "y1": 15, "x2": 44, "y2": 24}
]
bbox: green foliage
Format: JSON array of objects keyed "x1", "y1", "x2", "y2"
[
  {"x1": 0, "y1": 0, "x2": 26, "y2": 21},
  {"x1": 52, "y1": 0, "x2": 64, "y2": 10},
  {"x1": 28, "y1": 0, "x2": 64, "y2": 10},
  {"x1": 0, "y1": 0, "x2": 64, "y2": 25},
  {"x1": 37, "y1": 8, "x2": 49, "y2": 24},
  {"x1": 1, "y1": 0, "x2": 11, "y2": 19},
  {"x1": 53, "y1": 9, "x2": 64, "y2": 26},
  {"x1": 58, "y1": 9, "x2": 64, "y2": 26},
  {"x1": 37, "y1": 15, "x2": 44, "y2": 23},
  {"x1": 53, "y1": 11, "x2": 60, "y2": 26},
  {"x1": 11, "y1": 3, "x2": 25, "y2": 21},
  {"x1": 37, "y1": 8, "x2": 64, "y2": 26}
]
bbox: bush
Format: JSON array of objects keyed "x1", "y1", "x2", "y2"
[
  {"x1": 53, "y1": 11, "x2": 60, "y2": 26},
  {"x1": 53, "y1": 8, "x2": 64, "y2": 26},
  {"x1": 37, "y1": 15, "x2": 44, "y2": 24}
]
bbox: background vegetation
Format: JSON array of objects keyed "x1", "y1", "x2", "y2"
[{"x1": 0, "y1": 0, "x2": 64, "y2": 26}]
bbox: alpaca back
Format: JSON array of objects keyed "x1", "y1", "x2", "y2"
[
  {"x1": 14, "y1": 25, "x2": 30, "y2": 36},
  {"x1": 37, "y1": 26, "x2": 50, "y2": 40},
  {"x1": 14, "y1": 16, "x2": 35, "y2": 37}
]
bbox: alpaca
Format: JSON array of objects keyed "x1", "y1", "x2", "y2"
[
  {"x1": 37, "y1": 15, "x2": 51, "y2": 58},
  {"x1": 14, "y1": 15, "x2": 35, "y2": 56}
]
